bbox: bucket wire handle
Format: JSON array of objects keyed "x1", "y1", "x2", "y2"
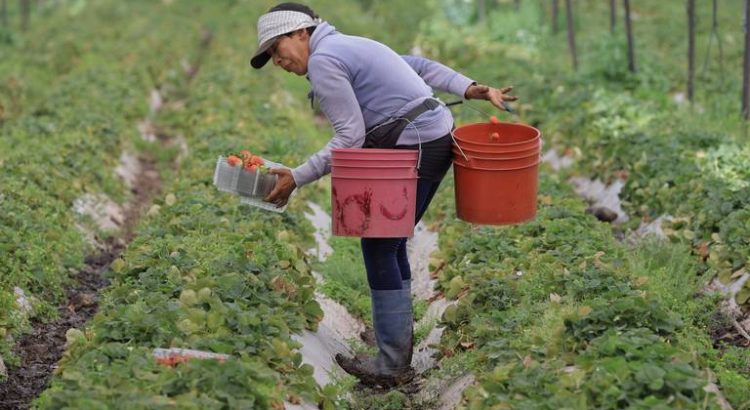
[
  {"x1": 450, "y1": 128, "x2": 470, "y2": 162},
  {"x1": 443, "y1": 101, "x2": 470, "y2": 162},
  {"x1": 402, "y1": 117, "x2": 423, "y2": 171}
]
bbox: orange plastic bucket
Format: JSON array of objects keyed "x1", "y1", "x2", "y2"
[
  {"x1": 453, "y1": 122, "x2": 540, "y2": 151},
  {"x1": 453, "y1": 144, "x2": 541, "y2": 158},
  {"x1": 452, "y1": 151, "x2": 540, "y2": 169},
  {"x1": 452, "y1": 121, "x2": 541, "y2": 225},
  {"x1": 331, "y1": 148, "x2": 418, "y2": 237},
  {"x1": 454, "y1": 137, "x2": 540, "y2": 153},
  {"x1": 451, "y1": 145, "x2": 541, "y2": 160}
]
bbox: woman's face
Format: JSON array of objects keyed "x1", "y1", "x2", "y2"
[{"x1": 269, "y1": 29, "x2": 310, "y2": 76}]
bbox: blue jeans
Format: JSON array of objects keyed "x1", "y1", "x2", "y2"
[{"x1": 361, "y1": 178, "x2": 443, "y2": 290}]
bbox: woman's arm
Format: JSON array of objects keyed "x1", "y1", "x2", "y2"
[
  {"x1": 402, "y1": 55, "x2": 517, "y2": 111},
  {"x1": 401, "y1": 55, "x2": 475, "y2": 97}
]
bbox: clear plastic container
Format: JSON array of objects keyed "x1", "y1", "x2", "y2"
[{"x1": 213, "y1": 156, "x2": 293, "y2": 213}]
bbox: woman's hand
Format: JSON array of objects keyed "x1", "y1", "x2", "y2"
[
  {"x1": 264, "y1": 168, "x2": 297, "y2": 208},
  {"x1": 464, "y1": 84, "x2": 518, "y2": 112}
]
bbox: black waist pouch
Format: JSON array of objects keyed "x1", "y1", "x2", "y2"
[{"x1": 363, "y1": 98, "x2": 442, "y2": 149}]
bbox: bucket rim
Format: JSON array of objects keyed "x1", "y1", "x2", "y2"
[
  {"x1": 452, "y1": 159, "x2": 540, "y2": 171},
  {"x1": 331, "y1": 176, "x2": 419, "y2": 180},
  {"x1": 332, "y1": 148, "x2": 419, "y2": 155},
  {"x1": 332, "y1": 157, "x2": 416, "y2": 161},
  {"x1": 452, "y1": 122, "x2": 541, "y2": 149},
  {"x1": 451, "y1": 140, "x2": 542, "y2": 154},
  {"x1": 332, "y1": 164, "x2": 417, "y2": 169},
  {"x1": 453, "y1": 134, "x2": 541, "y2": 148},
  {"x1": 454, "y1": 121, "x2": 541, "y2": 136},
  {"x1": 451, "y1": 150, "x2": 540, "y2": 161}
]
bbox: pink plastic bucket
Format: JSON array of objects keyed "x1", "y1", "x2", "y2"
[
  {"x1": 332, "y1": 158, "x2": 417, "y2": 167},
  {"x1": 331, "y1": 148, "x2": 418, "y2": 237},
  {"x1": 332, "y1": 148, "x2": 418, "y2": 160},
  {"x1": 332, "y1": 165, "x2": 417, "y2": 179}
]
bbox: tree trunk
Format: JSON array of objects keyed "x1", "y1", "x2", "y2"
[
  {"x1": 610, "y1": 0, "x2": 616, "y2": 33},
  {"x1": 20, "y1": 0, "x2": 29, "y2": 31},
  {"x1": 714, "y1": 0, "x2": 724, "y2": 74},
  {"x1": 552, "y1": 0, "x2": 559, "y2": 34},
  {"x1": 478, "y1": 0, "x2": 486, "y2": 23},
  {"x1": 565, "y1": 0, "x2": 577, "y2": 70},
  {"x1": 623, "y1": 0, "x2": 636, "y2": 73},
  {"x1": 1, "y1": 0, "x2": 7, "y2": 27},
  {"x1": 538, "y1": 0, "x2": 546, "y2": 25},
  {"x1": 743, "y1": 0, "x2": 750, "y2": 119},
  {"x1": 687, "y1": 0, "x2": 695, "y2": 102},
  {"x1": 515, "y1": 0, "x2": 521, "y2": 11}
]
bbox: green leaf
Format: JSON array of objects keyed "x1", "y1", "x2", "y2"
[
  {"x1": 635, "y1": 364, "x2": 666, "y2": 391},
  {"x1": 736, "y1": 287, "x2": 750, "y2": 305}
]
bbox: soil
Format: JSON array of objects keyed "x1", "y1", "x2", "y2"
[
  {"x1": 709, "y1": 309, "x2": 750, "y2": 349},
  {"x1": 0, "y1": 156, "x2": 161, "y2": 410}
]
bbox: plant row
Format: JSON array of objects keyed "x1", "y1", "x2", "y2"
[
  {"x1": 0, "y1": 0, "x2": 176, "y2": 367},
  {"x1": 412, "y1": 2, "x2": 750, "y2": 408}
]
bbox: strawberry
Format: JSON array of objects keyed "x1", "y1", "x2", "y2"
[
  {"x1": 227, "y1": 155, "x2": 242, "y2": 167},
  {"x1": 490, "y1": 115, "x2": 499, "y2": 124},
  {"x1": 249, "y1": 155, "x2": 263, "y2": 166}
]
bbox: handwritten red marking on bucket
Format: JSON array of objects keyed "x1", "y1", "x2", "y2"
[
  {"x1": 379, "y1": 186, "x2": 410, "y2": 221},
  {"x1": 333, "y1": 187, "x2": 373, "y2": 235}
]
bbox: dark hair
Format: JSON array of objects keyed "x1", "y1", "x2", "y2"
[{"x1": 269, "y1": 2, "x2": 318, "y2": 35}]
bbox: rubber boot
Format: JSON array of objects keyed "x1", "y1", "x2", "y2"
[
  {"x1": 360, "y1": 279, "x2": 411, "y2": 346},
  {"x1": 336, "y1": 284, "x2": 415, "y2": 388}
]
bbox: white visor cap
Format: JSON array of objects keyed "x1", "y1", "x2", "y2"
[{"x1": 251, "y1": 10, "x2": 321, "y2": 69}]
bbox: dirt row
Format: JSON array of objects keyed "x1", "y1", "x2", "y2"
[{"x1": 0, "y1": 29, "x2": 212, "y2": 409}]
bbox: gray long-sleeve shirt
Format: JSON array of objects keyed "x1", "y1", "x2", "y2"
[{"x1": 292, "y1": 22, "x2": 475, "y2": 187}]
